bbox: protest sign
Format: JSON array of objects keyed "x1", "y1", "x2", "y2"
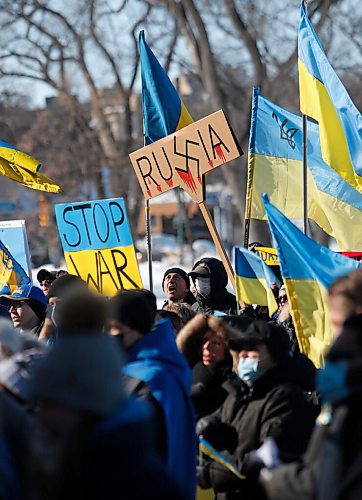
[
  {"x1": 256, "y1": 247, "x2": 279, "y2": 266},
  {"x1": 129, "y1": 110, "x2": 242, "y2": 203},
  {"x1": 0, "y1": 220, "x2": 32, "y2": 279},
  {"x1": 55, "y1": 198, "x2": 143, "y2": 295},
  {"x1": 0, "y1": 240, "x2": 30, "y2": 292}
]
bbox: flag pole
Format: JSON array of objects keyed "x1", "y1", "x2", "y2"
[
  {"x1": 145, "y1": 198, "x2": 153, "y2": 292},
  {"x1": 144, "y1": 132, "x2": 153, "y2": 292},
  {"x1": 301, "y1": 2, "x2": 308, "y2": 236}
]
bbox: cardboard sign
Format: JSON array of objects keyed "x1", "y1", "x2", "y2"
[
  {"x1": 55, "y1": 198, "x2": 143, "y2": 295},
  {"x1": 256, "y1": 247, "x2": 279, "y2": 266},
  {"x1": 0, "y1": 220, "x2": 32, "y2": 279},
  {"x1": 129, "y1": 110, "x2": 243, "y2": 202}
]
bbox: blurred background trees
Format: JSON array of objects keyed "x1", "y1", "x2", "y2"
[{"x1": 0, "y1": 0, "x2": 361, "y2": 265}]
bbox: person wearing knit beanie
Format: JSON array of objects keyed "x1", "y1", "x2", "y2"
[
  {"x1": 162, "y1": 267, "x2": 195, "y2": 309},
  {"x1": 109, "y1": 290, "x2": 154, "y2": 350}
]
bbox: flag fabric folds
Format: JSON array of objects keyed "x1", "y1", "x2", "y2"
[
  {"x1": 263, "y1": 194, "x2": 361, "y2": 367},
  {"x1": 0, "y1": 141, "x2": 62, "y2": 193},
  {"x1": 245, "y1": 87, "x2": 362, "y2": 251},
  {"x1": 298, "y1": 2, "x2": 362, "y2": 191},
  {"x1": 139, "y1": 31, "x2": 193, "y2": 145},
  {"x1": 234, "y1": 247, "x2": 280, "y2": 316},
  {"x1": 0, "y1": 240, "x2": 30, "y2": 293}
]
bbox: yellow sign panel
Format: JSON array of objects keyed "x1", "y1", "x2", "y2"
[
  {"x1": 64, "y1": 245, "x2": 142, "y2": 296},
  {"x1": 256, "y1": 247, "x2": 279, "y2": 266}
]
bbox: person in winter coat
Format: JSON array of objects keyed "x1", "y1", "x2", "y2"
[
  {"x1": 189, "y1": 258, "x2": 237, "y2": 315},
  {"x1": 177, "y1": 314, "x2": 235, "y2": 420},
  {"x1": 259, "y1": 314, "x2": 362, "y2": 500},
  {"x1": 109, "y1": 290, "x2": 197, "y2": 500},
  {"x1": 26, "y1": 334, "x2": 184, "y2": 500},
  {"x1": 197, "y1": 320, "x2": 316, "y2": 500}
]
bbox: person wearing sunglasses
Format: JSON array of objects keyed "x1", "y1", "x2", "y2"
[{"x1": 0, "y1": 284, "x2": 47, "y2": 337}]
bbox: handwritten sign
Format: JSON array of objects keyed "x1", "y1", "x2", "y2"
[
  {"x1": 55, "y1": 198, "x2": 142, "y2": 295},
  {"x1": 129, "y1": 110, "x2": 243, "y2": 202}
]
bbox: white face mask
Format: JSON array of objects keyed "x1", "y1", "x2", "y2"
[{"x1": 195, "y1": 277, "x2": 211, "y2": 297}]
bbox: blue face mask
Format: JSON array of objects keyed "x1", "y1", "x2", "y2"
[
  {"x1": 237, "y1": 357, "x2": 264, "y2": 385},
  {"x1": 316, "y1": 360, "x2": 350, "y2": 405}
]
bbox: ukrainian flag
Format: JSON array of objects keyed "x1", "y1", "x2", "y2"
[
  {"x1": 245, "y1": 87, "x2": 362, "y2": 251},
  {"x1": 139, "y1": 31, "x2": 193, "y2": 145},
  {"x1": 0, "y1": 240, "x2": 30, "y2": 293},
  {"x1": 298, "y1": 2, "x2": 362, "y2": 191},
  {"x1": 263, "y1": 194, "x2": 361, "y2": 367},
  {"x1": 234, "y1": 247, "x2": 280, "y2": 316},
  {"x1": 0, "y1": 140, "x2": 62, "y2": 193}
]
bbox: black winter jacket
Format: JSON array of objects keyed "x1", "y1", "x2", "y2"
[
  {"x1": 198, "y1": 367, "x2": 316, "y2": 500},
  {"x1": 190, "y1": 258, "x2": 237, "y2": 315},
  {"x1": 192, "y1": 358, "x2": 232, "y2": 420}
]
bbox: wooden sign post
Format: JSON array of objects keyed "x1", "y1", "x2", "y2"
[{"x1": 129, "y1": 110, "x2": 243, "y2": 292}]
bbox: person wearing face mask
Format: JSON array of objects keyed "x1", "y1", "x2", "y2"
[
  {"x1": 189, "y1": 258, "x2": 237, "y2": 315},
  {"x1": 196, "y1": 320, "x2": 316, "y2": 500},
  {"x1": 258, "y1": 314, "x2": 362, "y2": 500},
  {"x1": 108, "y1": 290, "x2": 197, "y2": 500}
]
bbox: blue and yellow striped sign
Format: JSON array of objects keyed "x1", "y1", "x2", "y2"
[{"x1": 55, "y1": 198, "x2": 142, "y2": 295}]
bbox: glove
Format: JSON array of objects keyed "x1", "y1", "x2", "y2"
[
  {"x1": 242, "y1": 437, "x2": 281, "y2": 477},
  {"x1": 249, "y1": 437, "x2": 281, "y2": 469},
  {"x1": 197, "y1": 415, "x2": 238, "y2": 453},
  {"x1": 316, "y1": 361, "x2": 350, "y2": 405}
]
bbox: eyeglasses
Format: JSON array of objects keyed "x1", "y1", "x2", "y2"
[{"x1": 7, "y1": 301, "x2": 26, "y2": 311}]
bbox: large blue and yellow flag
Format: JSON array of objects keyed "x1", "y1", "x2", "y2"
[
  {"x1": 298, "y1": 2, "x2": 362, "y2": 191},
  {"x1": 263, "y1": 194, "x2": 361, "y2": 367},
  {"x1": 234, "y1": 247, "x2": 280, "y2": 316},
  {"x1": 0, "y1": 140, "x2": 62, "y2": 193},
  {"x1": 139, "y1": 31, "x2": 193, "y2": 145},
  {"x1": 0, "y1": 240, "x2": 30, "y2": 293},
  {"x1": 245, "y1": 87, "x2": 362, "y2": 251}
]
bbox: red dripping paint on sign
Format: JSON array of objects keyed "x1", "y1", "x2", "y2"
[
  {"x1": 157, "y1": 185, "x2": 162, "y2": 192},
  {"x1": 214, "y1": 145, "x2": 226, "y2": 163},
  {"x1": 208, "y1": 160, "x2": 214, "y2": 168},
  {"x1": 147, "y1": 189, "x2": 151, "y2": 197},
  {"x1": 197, "y1": 176, "x2": 202, "y2": 184},
  {"x1": 166, "y1": 179, "x2": 173, "y2": 187},
  {"x1": 148, "y1": 178, "x2": 151, "y2": 185},
  {"x1": 177, "y1": 170, "x2": 197, "y2": 193}
]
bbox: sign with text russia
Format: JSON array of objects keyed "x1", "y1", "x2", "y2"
[
  {"x1": 55, "y1": 198, "x2": 143, "y2": 295},
  {"x1": 129, "y1": 110, "x2": 243, "y2": 202}
]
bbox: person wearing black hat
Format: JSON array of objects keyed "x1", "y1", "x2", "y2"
[
  {"x1": 196, "y1": 320, "x2": 316, "y2": 500},
  {"x1": 109, "y1": 290, "x2": 197, "y2": 500},
  {"x1": 36, "y1": 269, "x2": 57, "y2": 297},
  {"x1": 162, "y1": 267, "x2": 195, "y2": 309},
  {"x1": 189, "y1": 257, "x2": 237, "y2": 315}
]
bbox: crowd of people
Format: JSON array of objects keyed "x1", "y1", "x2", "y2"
[{"x1": 0, "y1": 255, "x2": 361, "y2": 499}]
